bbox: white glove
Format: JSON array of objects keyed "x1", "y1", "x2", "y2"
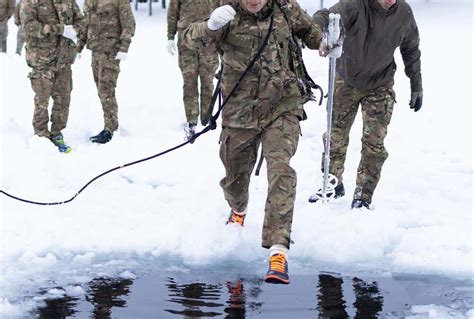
[
  {"x1": 62, "y1": 25, "x2": 77, "y2": 43},
  {"x1": 207, "y1": 5, "x2": 236, "y2": 31},
  {"x1": 319, "y1": 34, "x2": 343, "y2": 58},
  {"x1": 115, "y1": 51, "x2": 127, "y2": 60},
  {"x1": 167, "y1": 39, "x2": 176, "y2": 55}
]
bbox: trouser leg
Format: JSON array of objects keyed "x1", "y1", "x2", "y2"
[{"x1": 261, "y1": 114, "x2": 300, "y2": 249}]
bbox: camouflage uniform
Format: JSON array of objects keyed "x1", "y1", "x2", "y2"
[
  {"x1": 184, "y1": 0, "x2": 323, "y2": 249},
  {"x1": 77, "y1": 0, "x2": 135, "y2": 133},
  {"x1": 167, "y1": 0, "x2": 220, "y2": 126},
  {"x1": 314, "y1": 0, "x2": 422, "y2": 205},
  {"x1": 21, "y1": 0, "x2": 84, "y2": 138},
  {"x1": 323, "y1": 76, "x2": 395, "y2": 204},
  {"x1": 13, "y1": 1, "x2": 25, "y2": 55},
  {"x1": 0, "y1": 0, "x2": 15, "y2": 52}
]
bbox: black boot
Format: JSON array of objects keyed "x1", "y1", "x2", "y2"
[
  {"x1": 90, "y1": 130, "x2": 112, "y2": 144},
  {"x1": 351, "y1": 199, "x2": 370, "y2": 210},
  {"x1": 334, "y1": 183, "x2": 345, "y2": 199}
]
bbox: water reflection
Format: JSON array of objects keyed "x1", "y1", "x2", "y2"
[
  {"x1": 317, "y1": 274, "x2": 384, "y2": 318},
  {"x1": 36, "y1": 293, "x2": 79, "y2": 319},
  {"x1": 32, "y1": 273, "x2": 391, "y2": 318},
  {"x1": 164, "y1": 277, "x2": 223, "y2": 317},
  {"x1": 164, "y1": 277, "x2": 263, "y2": 318},
  {"x1": 86, "y1": 277, "x2": 133, "y2": 318}
]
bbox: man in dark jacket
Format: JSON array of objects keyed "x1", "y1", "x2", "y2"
[{"x1": 313, "y1": 0, "x2": 422, "y2": 209}]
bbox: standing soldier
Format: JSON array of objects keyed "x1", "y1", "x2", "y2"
[
  {"x1": 0, "y1": 0, "x2": 15, "y2": 53},
  {"x1": 77, "y1": 0, "x2": 136, "y2": 144},
  {"x1": 313, "y1": 0, "x2": 423, "y2": 209},
  {"x1": 13, "y1": 0, "x2": 25, "y2": 55},
  {"x1": 167, "y1": 0, "x2": 220, "y2": 139},
  {"x1": 184, "y1": 0, "x2": 324, "y2": 284},
  {"x1": 21, "y1": 0, "x2": 84, "y2": 152}
]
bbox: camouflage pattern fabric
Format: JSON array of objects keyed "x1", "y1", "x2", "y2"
[
  {"x1": 183, "y1": 0, "x2": 323, "y2": 129},
  {"x1": 323, "y1": 77, "x2": 395, "y2": 204},
  {"x1": 184, "y1": 0, "x2": 323, "y2": 249},
  {"x1": 13, "y1": 2, "x2": 24, "y2": 54},
  {"x1": 77, "y1": 0, "x2": 135, "y2": 54},
  {"x1": 16, "y1": 25, "x2": 24, "y2": 54},
  {"x1": 0, "y1": 0, "x2": 15, "y2": 52},
  {"x1": 21, "y1": 0, "x2": 84, "y2": 138},
  {"x1": 219, "y1": 113, "x2": 300, "y2": 249},
  {"x1": 91, "y1": 52, "x2": 120, "y2": 132},
  {"x1": 0, "y1": 20, "x2": 7, "y2": 52},
  {"x1": 168, "y1": 0, "x2": 220, "y2": 126},
  {"x1": 29, "y1": 66, "x2": 72, "y2": 137},
  {"x1": 177, "y1": 40, "x2": 218, "y2": 125},
  {"x1": 77, "y1": 0, "x2": 135, "y2": 133}
]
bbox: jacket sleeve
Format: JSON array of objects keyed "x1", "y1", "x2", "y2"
[
  {"x1": 118, "y1": 0, "x2": 135, "y2": 53},
  {"x1": 312, "y1": 0, "x2": 358, "y2": 33},
  {"x1": 182, "y1": 20, "x2": 224, "y2": 50},
  {"x1": 400, "y1": 8, "x2": 422, "y2": 92},
  {"x1": 76, "y1": 0, "x2": 89, "y2": 52},
  {"x1": 21, "y1": 0, "x2": 63, "y2": 39},
  {"x1": 288, "y1": 0, "x2": 323, "y2": 50},
  {"x1": 167, "y1": 0, "x2": 179, "y2": 40}
]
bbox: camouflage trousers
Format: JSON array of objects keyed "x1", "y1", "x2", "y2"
[
  {"x1": 178, "y1": 41, "x2": 218, "y2": 126},
  {"x1": 28, "y1": 65, "x2": 73, "y2": 138},
  {"x1": 323, "y1": 78, "x2": 395, "y2": 203},
  {"x1": 0, "y1": 20, "x2": 7, "y2": 52},
  {"x1": 91, "y1": 52, "x2": 121, "y2": 132},
  {"x1": 219, "y1": 113, "x2": 300, "y2": 249},
  {"x1": 16, "y1": 26, "x2": 25, "y2": 55}
]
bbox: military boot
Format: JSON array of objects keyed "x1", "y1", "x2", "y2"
[
  {"x1": 90, "y1": 130, "x2": 112, "y2": 144},
  {"x1": 351, "y1": 199, "x2": 371, "y2": 210}
]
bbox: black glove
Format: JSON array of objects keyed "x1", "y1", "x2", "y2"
[{"x1": 409, "y1": 91, "x2": 423, "y2": 112}]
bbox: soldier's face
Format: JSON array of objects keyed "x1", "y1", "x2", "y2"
[
  {"x1": 241, "y1": 0, "x2": 268, "y2": 13},
  {"x1": 376, "y1": 0, "x2": 396, "y2": 10}
]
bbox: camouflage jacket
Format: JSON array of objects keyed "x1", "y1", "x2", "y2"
[
  {"x1": 167, "y1": 0, "x2": 220, "y2": 41},
  {"x1": 21, "y1": 0, "x2": 84, "y2": 68},
  {"x1": 183, "y1": 0, "x2": 323, "y2": 129},
  {"x1": 313, "y1": 0, "x2": 422, "y2": 92},
  {"x1": 0, "y1": 0, "x2": 15, "y2": 22},
  {"x1": 77, "y1": 0, "x2": 135, "y2": 54}
]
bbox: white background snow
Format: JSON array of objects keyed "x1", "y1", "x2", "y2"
[{"x1": 0, "y1": 0, "x2": 472, "y2": 317}]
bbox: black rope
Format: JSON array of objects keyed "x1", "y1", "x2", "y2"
[
  {"x1": 0, "y1": 140, "x2": 192, "y2": 206},
  {"x1": 0, "y1": 4, "x2": 276, "y2": 206}
]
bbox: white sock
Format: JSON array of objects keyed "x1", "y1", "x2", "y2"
[
  {"x1": 232, "y1": 208, "x2": 247, "y2": 216},
  {"x1": 269, "y1": 244, "x2": 289, "y2": 260}
]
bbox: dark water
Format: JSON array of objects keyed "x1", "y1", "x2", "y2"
[{"x1": 33, "y1": 271, "x2": 472, "y2": 318}]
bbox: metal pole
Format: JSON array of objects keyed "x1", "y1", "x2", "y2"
[
  {"x1": 149, "y1": 0, "x2": 152, "y2": 15},
  {"x1": 162, "y1": 0, "x2": 166, "y2": 9},
  {"x1": 320, "y1": 0, "x2": 324, "y2": 9}
]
